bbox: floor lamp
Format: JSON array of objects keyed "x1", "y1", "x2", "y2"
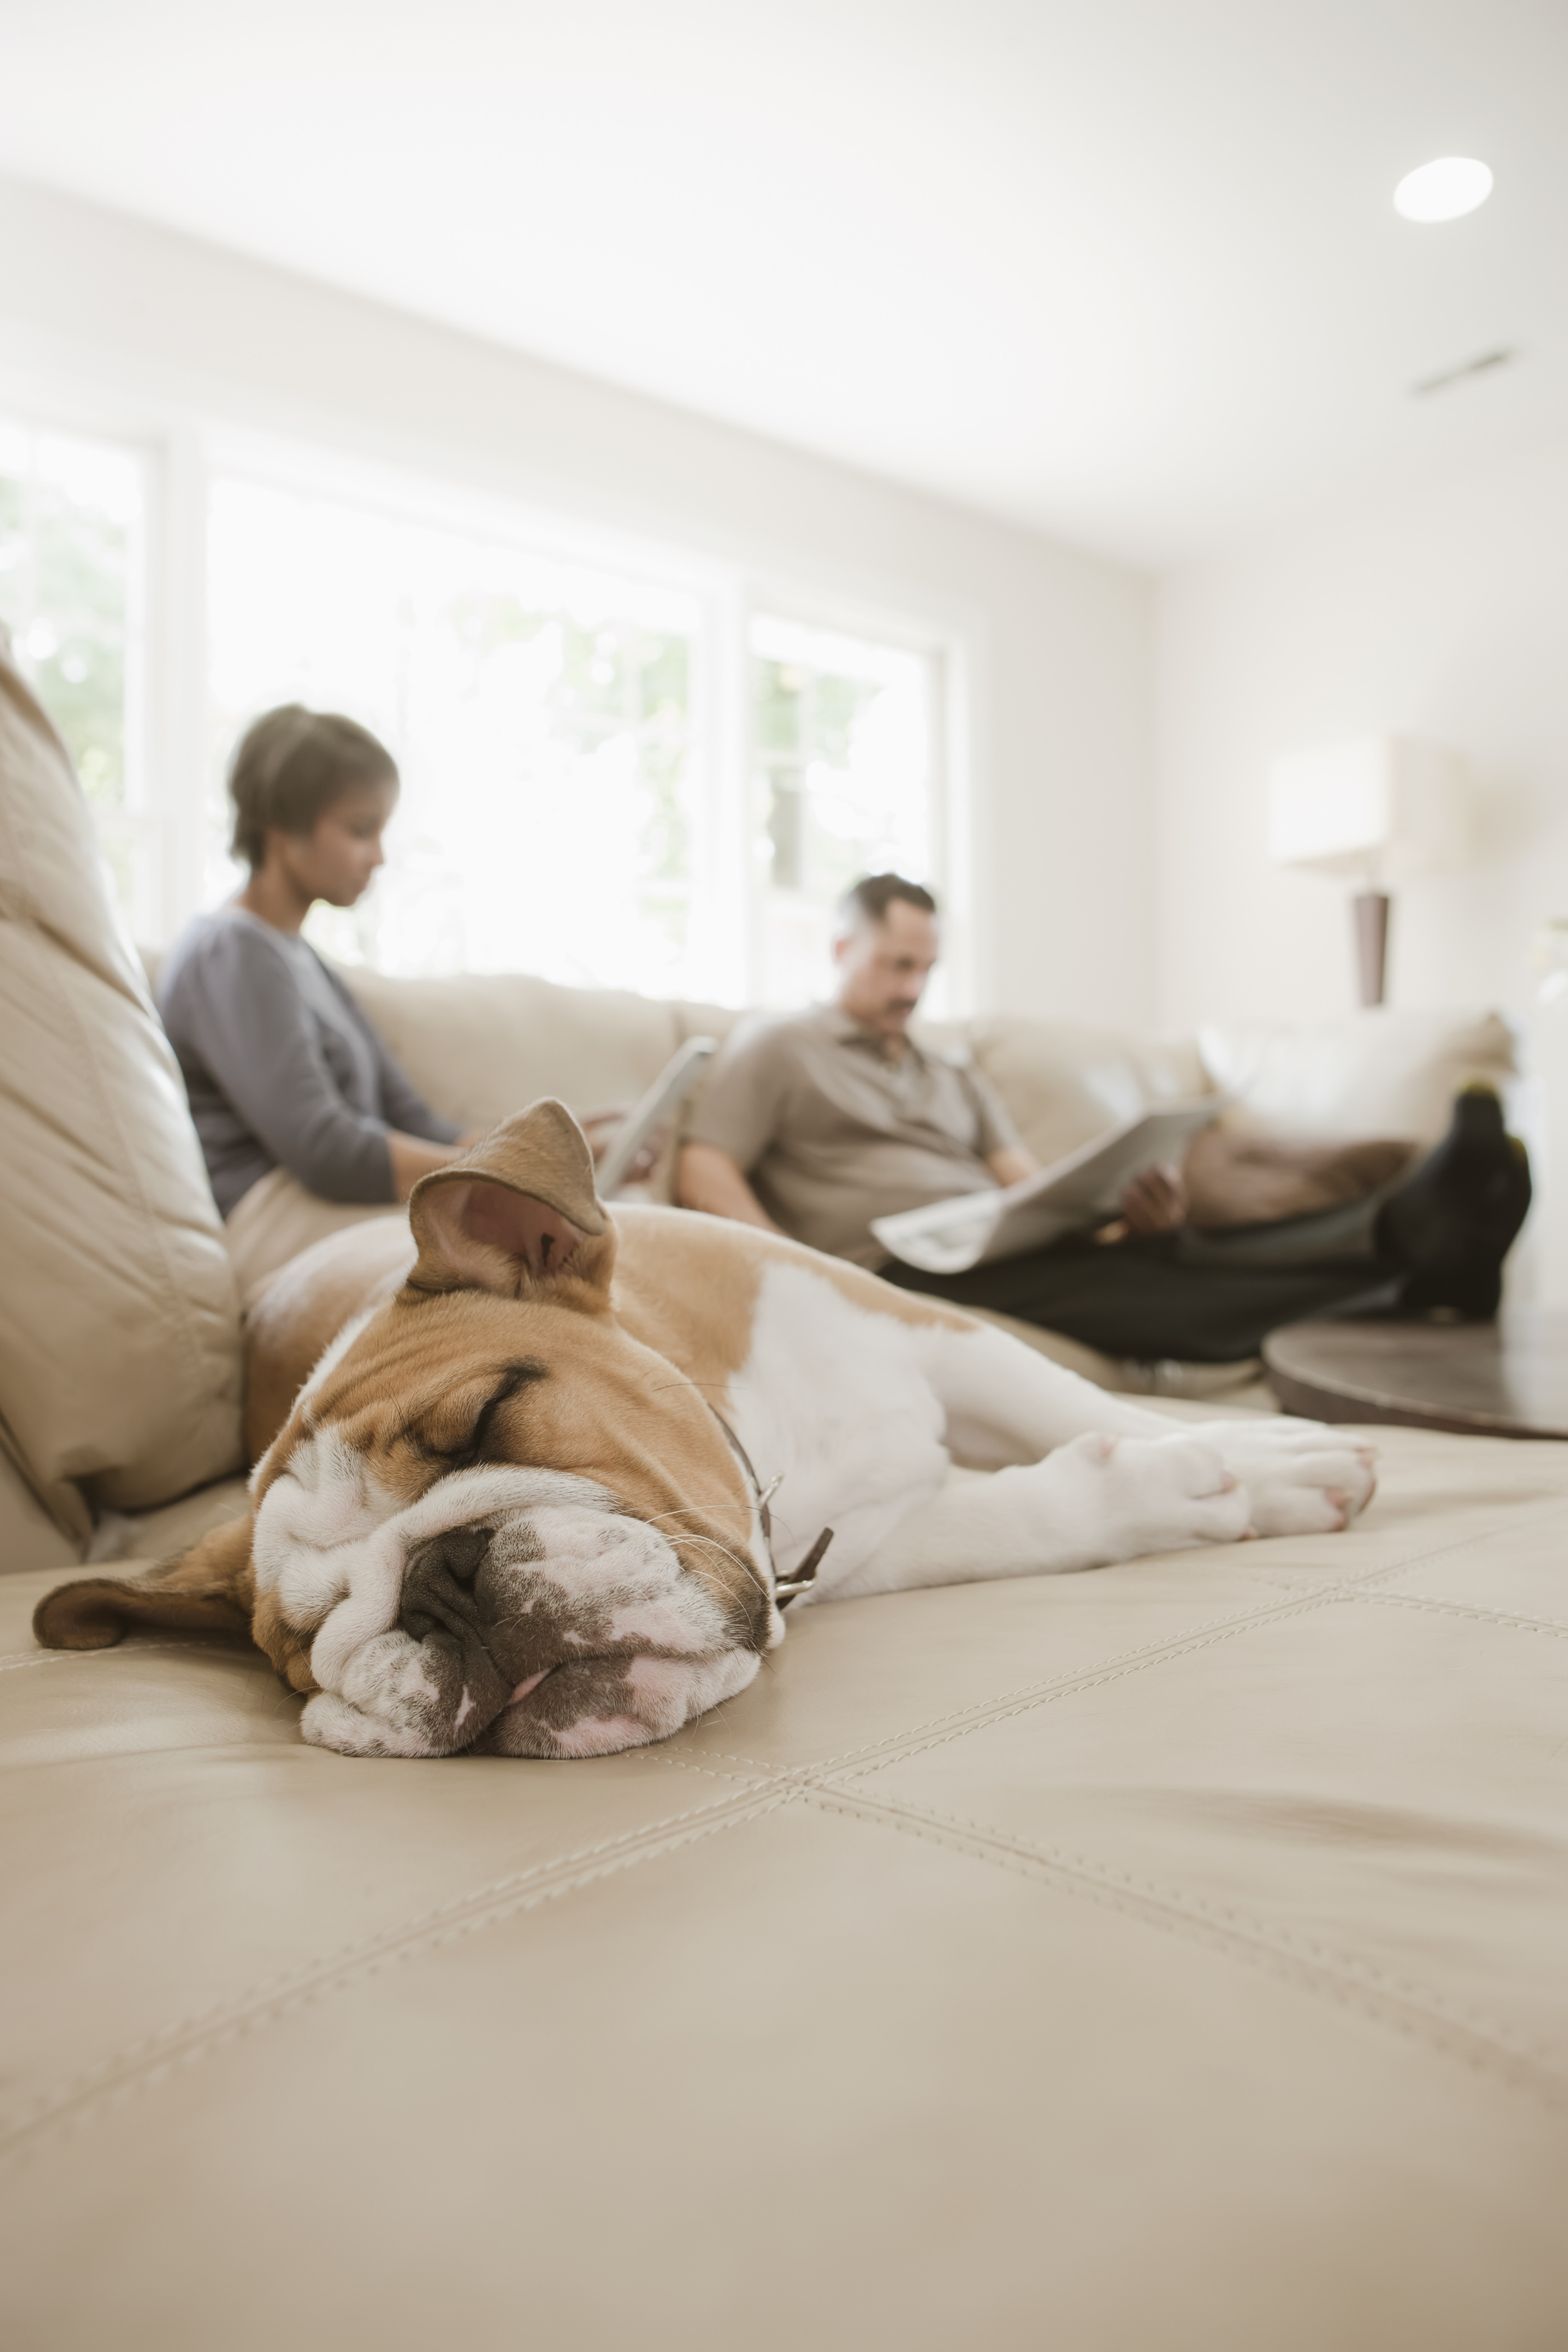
[{"x1": 1268, "y1": 738, "x2": 1472, "y2": 1007}]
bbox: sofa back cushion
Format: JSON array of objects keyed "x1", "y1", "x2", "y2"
[
  {"x1": 1200, "y1": 1008, "x2": 1517, "y2": 1142},
  {"x1": 0, "y1": 647, "x2": 243, "y2": 1530},
  {"x1": 343, "y1": 967, "x2": 686, "y2": 1131},
  {"x1": 960, "y1": 1016, "x2": 1211, "y2": 1166}
]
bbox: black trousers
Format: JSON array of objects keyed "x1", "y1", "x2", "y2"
[{"x1": 879, "y1": 1191, "x2": 1404, "y2": 1363}]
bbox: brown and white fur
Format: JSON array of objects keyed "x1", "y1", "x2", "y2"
[{"x1": 36, "y1": 1102, "x2": 1376, "y2": 1759}]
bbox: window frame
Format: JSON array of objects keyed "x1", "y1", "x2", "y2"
[
  {"x1": 741, "y1": 574, "x2": 970, "y2": 1016},
  {"x1": 0, "y1": 382, "x2": 974, "y2": 1011}
]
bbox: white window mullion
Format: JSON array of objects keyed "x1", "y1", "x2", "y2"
[
  {"x1": 939, "y1": 624, "x2": 980, "y2": 1020},
  {"x1": 145, "y1": 424, "x2": 210, "y2": 946},
  {"x1": 695, "y1": 576, "x2": 752, "y2": 1010},
  {"x1": 745, "y1": 605, "x2": 947, "y2": 1010}
]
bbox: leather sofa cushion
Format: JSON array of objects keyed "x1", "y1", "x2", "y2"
[
  {"x1": 0, "y1": 647, "x2": 242, "y2": 1529},
  {"x1": 1201, "y1": 1007, "x2": 1517, "y2": 1141},
  {"x1": 964, "y1": 1016, "x2": 1211, "y2": 1165},
  {"x1": 332, "y1": 981, "x2": 1515, "y2": 1191},
  {"x1": 343, "y1": 965, "x2": 686, "y2": 1130},
  {"x1": 3, "y1": 1420, "x2": 1563, "y2": 2346}
]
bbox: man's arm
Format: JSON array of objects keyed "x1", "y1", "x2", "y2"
[{"x1": 675, "y1": 1141, "x2": 787, "y2": 1234}]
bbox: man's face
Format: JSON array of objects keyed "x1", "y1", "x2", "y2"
[{"x1": 833, "y1": 902, "x2": 939, "y2": 1045}]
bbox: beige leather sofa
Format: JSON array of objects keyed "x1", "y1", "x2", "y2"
[{"x1": 4, "y1": 651, "x2": 1564, "y2": 2349}]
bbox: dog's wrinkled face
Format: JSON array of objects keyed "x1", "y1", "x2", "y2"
[
  {"x1": 35, "y1": 1104, "x2": 777, "y2": 1760},
  {"x1": 256, "y1": 1434, "x2": 771, "y2": 1759},
  {"x1": 245, "y1": 1107, "x2": 779, "y2": 1758}
]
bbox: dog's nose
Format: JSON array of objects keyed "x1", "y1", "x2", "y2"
[
  {"x1": 384, "y1": 1521, "x2": 519, "y2": 1746},
  {"x1": 425, "y1": 1523, "x2": 493, "y2": 1587},
  {"x1": 300, "y1": 1503, "x2": 764, "y2": 1759},
  {"x1": 395, "y1": 1516, "x2": 564, "y2": 1735},
  {"x1": 401, "y1": 1523, "x2": 499, "y2": 1629}
]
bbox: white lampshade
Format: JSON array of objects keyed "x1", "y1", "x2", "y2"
[{"x1": 1268, "y1": 737, "x2": 1472, "y2": 883}]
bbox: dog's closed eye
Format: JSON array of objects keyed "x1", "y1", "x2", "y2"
[{"x1": 412, "y1": 1360, "x2": 548, "y2": 1471}]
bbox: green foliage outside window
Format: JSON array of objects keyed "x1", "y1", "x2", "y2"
[
  {"x1": 0, "y1": 459, "x2": 131, "y2": 811},
  {"x1": 0, "y1": 428, "x2": 142, "y2": 925},
  {"x1": 442, "y1": 590, "x2": 692, "y2": 965},
  {"x1": 755, "y1": 655, "x2": 884, "y2": 898}
]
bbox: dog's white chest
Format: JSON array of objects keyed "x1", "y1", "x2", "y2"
[{"x1": 722, "y1": 1262, "x2": 950, "y2": 1592}]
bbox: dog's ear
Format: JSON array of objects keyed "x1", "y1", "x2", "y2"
[
  {"x1": 33, "y1": 1515, "x2": 256, "y2": 1652},
  {"x1": 406, "y1": 1099, "x2": 616, "y2": 1303}
]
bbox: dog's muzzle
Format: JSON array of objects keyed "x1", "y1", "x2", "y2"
[{"x1": 253, "y1": 1455, "x2": 767, "y2": 1760}]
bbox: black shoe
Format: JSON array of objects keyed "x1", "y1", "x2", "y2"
[{"x1": 1375, "y1": 1084, "x2": 1532, "y2": 1320}]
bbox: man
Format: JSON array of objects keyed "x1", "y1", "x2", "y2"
[{"x1": 677, "y1": 874, "x2": 1530, "y2": 1363}]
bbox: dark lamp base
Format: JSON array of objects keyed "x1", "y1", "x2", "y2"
[{"x1": 1353, "y1": 890, "x2": 1390, "y2": 1007}]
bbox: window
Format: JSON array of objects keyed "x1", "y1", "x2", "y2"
[
  {"x1": 750, "y1": 613, "x2": 936, "y2": 1008},
  {"x1": 0, "y1": 419, "x2": 146, "y2": 929},
  {"x1": 2, "y1": 400, "x2": 959, "y2": 1009},
  {"x1": 208, "y1": 476, "x2": 712, "y2": 994}
]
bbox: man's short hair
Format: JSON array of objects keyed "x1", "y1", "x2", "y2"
[{"x1": 837, "y1": 873, "x2": 939, "y2": 931}]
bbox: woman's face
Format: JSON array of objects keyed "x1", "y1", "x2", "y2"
[{"x1": 276, "y1": 777, "x2": 398, "y2": 908}]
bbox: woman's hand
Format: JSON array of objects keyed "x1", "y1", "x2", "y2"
[
  {"x1": 388, "y1": 1117, "x2": 661, "y2": 1205},
  {"x1": 386, "y1": 1131, "x2": 473, "y2": 1201},
  {"x1": 579, "y1": 1110, "x2": 664, "y2": 1188}
]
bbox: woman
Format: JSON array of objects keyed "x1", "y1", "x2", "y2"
[{"x1": 159, "y1": 705, "x2": 483, "y2": 1300}]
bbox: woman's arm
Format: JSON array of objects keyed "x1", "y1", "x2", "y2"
[
  {"x1": 166, "y1": 925, "x2": 402, "y2": 1203},
  {"x1": 386, "y1": 1130, "x2": 477, "y2": 1200}
]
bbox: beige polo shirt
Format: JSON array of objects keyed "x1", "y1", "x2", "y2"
[{"x1": 686, "y1": 1004, "x2": 1023, "y2": 1268}]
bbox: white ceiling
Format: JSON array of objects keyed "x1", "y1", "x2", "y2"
[{"x1": 1, "y1": 0, "x2": 1564, "y2": 566}]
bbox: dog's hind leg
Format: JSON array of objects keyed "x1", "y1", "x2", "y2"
[
  {"x1": 908, "y1": 1318, "x2": 1178, "y2": 1469},
  {"x1": 905, "y1": 1320, "x2": 1376, "y2": 1539}
]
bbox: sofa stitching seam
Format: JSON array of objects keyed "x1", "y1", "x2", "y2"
[
  {"x1": 838, "y1": 1782, "x2": 1566, "y2": 2065},
  {"x1": 1355, "y1": 1590, "x2": 1568, "y2": 1640},
  {"x1": 824, "y1": 1502, "x2": 1568, "y2": 1775},
  {"x1": 643, "y1": 1751, "x2": 782, "y2": 1789},
  {"x1": 0, "y1": 1783, "x2": 791, "y2": 2164},
  {"x1": 675, "y1": 1501, "x2": 1568, "y2": 1778},
  {"x1": 801, "y1": 1782, "x2": 1565, "y2": 2103},
  {"x1": 0, "y1": 1641, "x2": 218, "y2": 1675},
  {"x1": 673, "y1": 1592, "x2": 1328, "y2": 1773}
]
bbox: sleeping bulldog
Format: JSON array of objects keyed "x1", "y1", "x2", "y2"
[{"x1": 35, "y1": 1101, "x2": 1376, "y2": 1759}]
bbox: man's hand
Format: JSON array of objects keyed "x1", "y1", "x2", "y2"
[
  {"x1": 1119, "y1": 1161, "x2": 1188, "y2": 1235},
  {"x1": 579, "y1": 1110, "x2": 663, "y2": 1188}
]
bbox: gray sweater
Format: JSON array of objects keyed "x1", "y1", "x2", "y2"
[{"x1": 158, "y1": 909, "x2": 460, "y2": 1216}]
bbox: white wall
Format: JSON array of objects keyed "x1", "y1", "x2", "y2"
[
  {"x1": 0, "y1": 173, "x2": 1155, "y2": 1026},
  {"x1": 1155, "y1": 434, "x2": 1568, "y2": 1032}
]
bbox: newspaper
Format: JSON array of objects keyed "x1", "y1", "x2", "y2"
[{"x1": 870, "y1": 1097, "x2": 1226, "y2": 1275}]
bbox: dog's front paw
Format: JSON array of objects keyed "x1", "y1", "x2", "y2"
[
  {"x1": 1047, "y1": 1429, "x2": 1253, "y2": 1565},
  {"x1": 1197, "y1": 1417, "x2": 1377, "y2": 1537}
]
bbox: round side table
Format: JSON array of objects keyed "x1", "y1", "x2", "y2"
[{"x1": 1262, "y1": 1310, "x2": 1568, "y2": 1440}]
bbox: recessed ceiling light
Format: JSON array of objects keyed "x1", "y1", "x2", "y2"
[{"x1": 1394, "y1": 156, "x2": 1494, "y2": 223}]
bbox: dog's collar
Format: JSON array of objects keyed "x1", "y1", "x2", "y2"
[{"x1": 707, "y1": 1408, "x2": 832, "y2": 1610}]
